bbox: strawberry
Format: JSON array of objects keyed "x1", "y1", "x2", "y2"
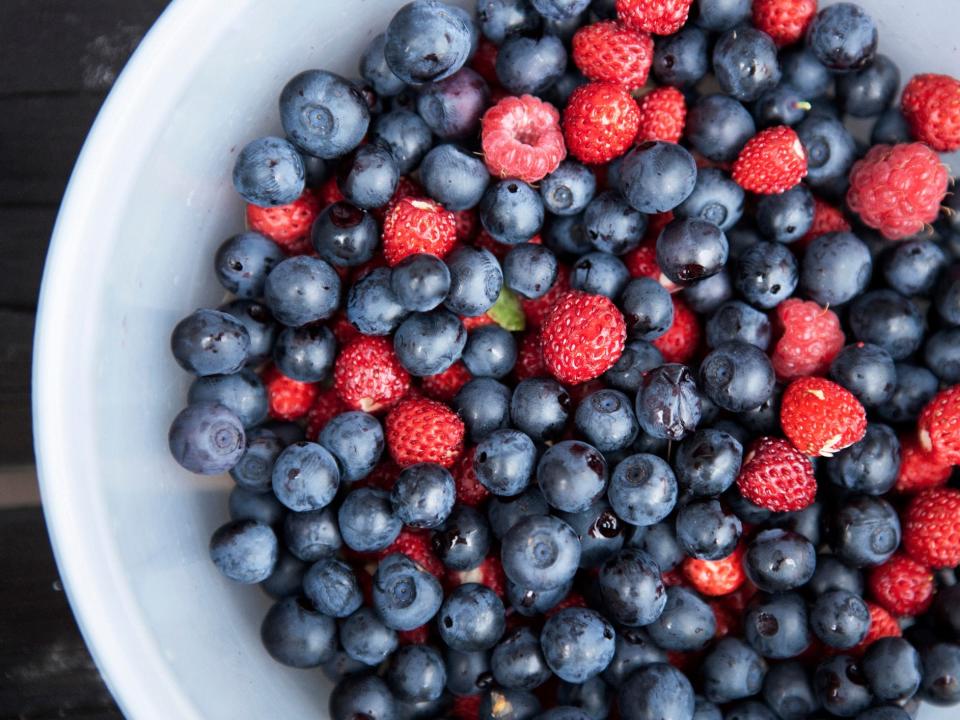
[
  {"x1": 901, "y1": 73, "x2": 960, "y2": 152},
  {"x1": 797, "y1": 197, "x2": 851, "y2": 249},
  {"x1": 541, "y1": 290, "x2": 627, "y2": 384},
  {"x1": 624, "y1": 241, "x2": 661, "y2": 280},
  {"x1": 334, "y1": 336, "x2": 411, "y2": 413},
  {"x1": 780, "y1": 377, "x2": 867, "y2": 457},
  {"x1": 453, "y1": 447, "x2": 491, "y2": 507},
  {"x1": 382, "y1": 197, "x2": 457, "y2": 266},
  {"x1": 330, "y1": 311, "x2": 361, "y2": 345},
  {"x1": 305, "y1": 387, "x2": 346, "y2": 439},
  {"x1": 563, "y1": 82, "x2": 641, "y2": 165},
  {"x1": 520, "y1": 264, "x2": 570, "y2": 328},
  {"x1": 850, "y1": 602, "x2": 901, "y2": 656},
  {"x1": 246, "y1": 189, "x2": 321, "y2": 255},
  {"x1": 917, "y1": 385, "x2": 960, "y2": 465},
  {"x1": 732, "y1": 126, "x2": 808, "y2": 195},
  {"x1": 379, "y1": 528, "x2": 445, "y2": 578},
  {"x1": 682, "y1": 545, "x2": 746, "y2": 597},
  {"x1": 446, "y1": 554, "x2": 507, "y2": 598},
  {"x1": 544, "y1": 591, "x2": 589, "y2": 617},
  {"x1": 635, "y1": 86, "x2": 687, "y2": 144},
  {"x1": 616, "y1": 0, "x2": 693, "y2": 35},
  {"x1": 261, "y1": 365, "x2": 318, "y2": 421},
  {"x1": 481, "y1": 95, "x2": 566, "y2": 183},
  {"x1": 454, "y1": 208, "x2": 480, "y2": 244},
  {"x1": 316, "y1": 175, "x2": 345, "y2": 208},
  {"x1": 868, "y1": 554, "x2": 935, "y2": 617},
  {"x1": 421, "y1": 361, "x2": 472, "y2": 402},
  {"x1": 571, "y1": 21, "x2": 654, "y2": 91},
  {"x1": 386, "y1": 397, "x2": 465, "y2": 468},
  {"x1": 357, "y1": 461, "x2": 401, "y2": 491},
  {"x1": 514, "y1": 329, "x2": 547, "y2": 381},
  {"x1": 770, "y1": 298, "x2": 845, "y2": 381},
  {"x1": 902, "y1": 487, "x2": 960, "y2": 569},
  {"x1": 652, "y1": 295, "x2": 701, "y2": 364},
  {"x1": 737, "y1": 436, "x2": 817, "y2": 512},
  {"x1": 895, "y1": 434, "x2": 953, "y2": 494},
  {"x1": 752, "y1": 0, "x2": 818, "y2": 47}
]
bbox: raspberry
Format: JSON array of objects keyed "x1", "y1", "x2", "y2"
[
  {"x1": 635, "y1": 86, "x2": 687, "y2": 145},
  {"x1": 917, "y1": 385, "x2": 960, "y2": 465},
  {"x1": 481, "y1": 95, "x2": 566, "y2": 183},
  {"x1": 386, "y1": 397, "x2": 465, "y2": 468},
  {"x1": 446, "y1": 554, "x2": 507, "y2": 598},
  {"x1": 850, "y1": 602, "x2": 901, "y2": 656},
  {"x1": 732, "y1": 126, "x2": 808, "y2": 195},
  {"x1": 780, "y1": 377, "x2": 867, "y2": 457},
  {"x1": 752, "y1": 0, "x2": 817, "y2": 47},
  {"x1": 571, "y1": 21, "x2": 654, "y2": 91},
  {"x1": 305, "y1": 387, "x2": 346, "y2": 439},
  {"x1": 616, "y1": 0, "x2": 692, "y2": 35},
  {"x1": 770, "y1": 299, "x2": 845, "y2": 381},
  {"x1": 868, "y1": 554, "x2": 935, "y2": 617},
  {"x1": 245, "y1": 189, "x2": 321, "y2": 255},
  {"x1": 541, "y1": 291, "x2": 627, "y2": 384},
  {"x1": 470, "y1": 37, "x2": 499, "y2": 86},
  {"x1": 520, "y1": 264, "x2": 570, "y2": 328},
  {"x1": 261, "y1": 365, "x2": 318, "y2": 421},
  {"x1": 682, "y1": 545, "x2": 746, "y2": 597},
  {"x1": 846, "y1": 143, "x2": 950, "y2": 240},
  {"x1": 563, "y1": 82, "x2": 641, "y2": 165},
  {"x1": 514, "y1": 330, "x2": 547, "y2": 381},
  {"x1": 737, "y1": 436, "x2": 817, "y2": 512},
  {"x1": 382, "y1": 197, "x2": 457, "y2": 266},
  {"x1": 453, "y1": 447, "x2": 491, "y2": 507},
  {"x1": 334, "y1": 336, "x2": 411, "y2": 413},
  {"x1": 653, "y1": 295, "x2": 701, "y2": 364},
  {"x1": 895, "y1": 434, "x2": 953, "y2": 494},
  {"x1": 901, "y1": 73, "x2": 960, "y2": 152},
  {"x1": 421, "y1": 361, "x2": 472, "y2": 402},
  {"x1": 903, "y1": 488, "x2": 960, "y2": 569},
  {"x1": 797, "y1": 197, "x2": 851, "y2": 249},
  {"x1": 379, "y1": 529, "x2": 445, "y2": 578}
]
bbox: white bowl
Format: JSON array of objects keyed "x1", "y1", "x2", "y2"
[{"x1": 34, "y1": 0, "x2": 959, "y2": 717}]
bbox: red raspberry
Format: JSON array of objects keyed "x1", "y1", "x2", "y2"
[
  {"x1": 453, "y1": 447, "x2": 491, "y2": 507},
  {"x1": 846, "y1": 143, "x2": 950, "y2": 240},
  {"x1": 616, "y1": 0, "x2": 692, "y2": 35},
  {"x1": 520, "y1": 264, "x2": 570, "y2": 328},
  {"x1": 470, "y1": 37, "x2": 499, "y2": 86},
  {"x1": 732, "y1": 126, "x2": 808, "y2": 195},
  {"x1": 386, "y1": 398, "x2": 465, "y2": 468},
  {"x1": 780, "y1": 377, "x2": 867, "y2": 457},
  {"x1": 682, "y1": 545, "x2": 746, "y2": 597},
  {"x1": 245, "y1": 189, "x2": 321, "y2": 255},
  {"x1": 446, "y1": 554, "x2": 507, "y2": 598},
  {"x1": 752, "y1": 0, "x2": 817, "y2": 47},
  {"x1": 563, "y1": 82, "x2": 641, "y2": 165},
  {"x1": 903, "y1": 487, "x2": 960, "y2": 569},
  {"x1": 868, "y1": 554, "x2": 935, "y2": 617},
  {"x1": 918, "y1": 385, "x2": 960, "y2": 465},
  {"x1": 571, "y1": 21, "x2": 654, "y2": 91},
  {"x1": 737, "y1": 436, "x2": 817, "y2": 512},
  {"x1": 334, "y1": 336, "x2": 411, "y2": 413},
  {"x1": 421, "y1": 361, "x2": 472, "y2": 402},
  {"x1": 901, "y1": 73, "x2": 960, "y2": 152},
  {"x1": 797, "y1": 197, "x2": 851, "y2": 249},
  {"x1": 379, "y1": 529, "x2": 445, "y2": 578},
  {"x1": 850, "y1": 602, "x2": 901, "y2": 656},
  {"x1": 305, "y1": 387, "x2": 346, "y2": 440},
  {"x1": 451, "y1": 693, "x2": 481, "y2": 719},
  {"x1": 541, "y1": 291, "x2": 627, "y2": 384},
  {"x1": 382, "y1": 197, "x2": 457, "y2": 266},
  {"x1": 514, "y1": 330, "x2": 547, "y2": 381},
  {"x1": 316, "y1": 175, "x2": 345, "y2": 208},
  {"x1": 895, "y1": 434, "x2": 953, "y2": 494},
  {"x1": 454, "y1": 209, "x2": 480, "y2": 243},
  {"x1": 635, "y1": 86, "x2": 687, "y2": 145},
  {"x1": 481, "y1": 95, "x2": 566, "y2": 183},
  {"x1": 261, "y1": 365, "x2": 317, "y2": 421},
  {"x1": 396, "y1": 625, "x2": 431, "y2": 646},
  {"x1": 653, "y1": 295, "x2": 701, "y2": 364},
  {"x1": 770, "y1": 299, "x2": 845, "y2": 381}
]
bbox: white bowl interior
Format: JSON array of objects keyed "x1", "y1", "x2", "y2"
[{"x1": 34, "y1": 0, "x2": 958, "y2": 717}]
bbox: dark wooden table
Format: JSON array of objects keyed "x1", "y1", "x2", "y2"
[{"x1": 1, "y1": 2, "x2": 170, "y2": 717}]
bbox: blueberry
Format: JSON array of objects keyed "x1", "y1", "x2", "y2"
[
  {"x1": 462, "y1": 326, "x2": 517, "y2": 379},
  {"x1": 628, "y1": 521, "x2": 684, "y2": 572},
  {"x1": 603, "y1": 341, "x2": 664, "y2": 394},
  {"x1": 454, "y1": 377, "x2": 512, "y2": 442},
  {"x1": 752, "y1": 84, "x2": 811, "y2": 128},
  {"x1": 311, "y1": 202, "x2": 380, "y2": 268},
  {"x1": 920, "y1": 643, "x2": 960, "y2": 705},
  {"x1": 647, "y1": 586, "x2": 716, "y2": 651},
  {"x1": 540, "y1": 161, "x2": 596, "y2": 216},
  {"x1": 501, "y1": 514, "x2": 581, "y2": 590},
  {"x1": 827, "y1": 423, "x2": 900, "y2": 495},
  {"x1": 756, "y1": 185, "x2": 814, "y2": 244},
  {"x1": 434, "y1": 505, "x2": 491, "y2": 571},
  {"x1": 480, "y1": 180, "x2": 545, "y2": 245},
  {"x1": 507, "y1": 579, "x2": 573, "y2": 618},
  {"x1": 504, "y1": 244, "x2": 559, "y2": 299},
  {"x1": 736, "y1": 387, "x2": 782, "y2": 436},
  {"x1": 744, "y1": 529, "x2": 816, "y2": 593},
  {"x1": 537, "y1": 440, "x2": 608, "y2": 513},
  {"x1": 584, "y1": 191, "x2": 646, "y2": 256},
  {"x1": 393, "y1": 308, "x2": 467, "y2": 376},
  {"x1": 556, "y1": 676, "x2": 610, "y2": 720},
  {"x1": 439, "y1": 582, "x2": 506, "y2": 651},
  {"x1": 360, "y1": 33, "x2": 407, "y2": 97},
  {"x1": 346, "y1": 268, "x2": 408, "y2": 337},
  {"x1": 209, "y1": 519, "x2": 277, "y2": 584},
  {"x1": 692, "y1": 697, "x2": 723, "y2": 720},
  {"x1": 830, "y1": 343, "x2": 896, "y2": 408},
  {"x1": 926, "y1": 328, "x2": 960, "y2": 383},
  {"x1": 877, "y1": 363, "x2": 939, "y2": 423},
  {"x1": 544, "y1": 69, "x2": 589, "y2": 107},
  {"x1": 188, "y1": 369, "x2": 268, "y2": 428},
  {"x1": 169, "y1": 401, "x2": 246, "y2": 475},
  {"x1": 214, "y1": 232, "x2": 285, "y2": 299},
  {"x1": 862, "y1": 637, "x2": 922, "y2": 702},
  {"x1": 229, "y1": 485, "x2": 285, "y2": 527},
  {"x1": 530, "y1": 0, "x2": 590, "y2": 19},
  {"x1": 231, "y1": 136, "x2": 305, "y2": 207},
  {"x1": 713, "y1": 27, "x2": 781, "y2": 102},
  {"x1": 445, "y1": 648, "x2": 493, "y2": 696},
  {"x1": 683, "y1": 271, "x2": 734, "y2": 315},
  {"x1": 856, "y1": 708, "x2": 912, "y2": 720},
  {"x1": 473, "y1": 428, "x2": 536, "y2": 497},
  {"x1": 872, "y1": 107, "x2": 912, "y2": 145},
  {"x1": 261, "y1": 597, "x2": 337, "y2": 668},
  {"x1": 337, "y1": 143, "x2": 399, "y2": 210},
  {"x1": 620, "y1": 142, "x2": 698, "y2": 214},
  {"x1": 618, "y1": 663, "x2": 695, "y2": 720},
  {"x1": 761, "y1": 660, "x2": 819, "y2": 720},
  {"x1": 706, "y1": 300, "x2": 771, "y2": 350},
  {"x1": 607, "y1": 454, "x2": 677, "y2": 527},
  {"x1": 598, "y1": 548, "x2": 666, "y2": 627},
  {"x1": 420, "y1": 144, "x2": 490, "y2": 211},
  {"x1": 391, "y1": 463, "x2": 456, "y2": 529},
  {"x1": 338, "y1": 487, "x2": 402, "y2": 552},
  {"x1": 171, "y1": 309, "x2": 251, "y2": 377},
  {"x1": 490, "y1": 627, "x2": 552, "y2": 690},
  {"x1": 540, "y1": 608, "x2": 615, "y2": 682},
  {"x1": 283, "y1": 507, "x2": 341, "y2": 562},
  {"x1": 371, "y1": 110, "x2": 433, "y2": 175},
  {"x1": 543, "y1": 213, "x2": 593, "y2": 255},
  {"x1": 635, "y1": 363, "x2": 702, "y2": 441},
  {"x1": 883, "y1": 240, "x2": 947, "y2": 297},
  {"x1": 373, "y1": 552, "x2": 444, "y2": 631},
  {"x1": 536, "y1": 708, "x2": 592, "y2": 720},
  {"x1": 264, "y1": 256, "x2": 341, "y2": 327},
  {"x1": 699, "y1": 341, "x2": 775, "y2": 412},
  {"x1": 837, "y1": 54, "x2": 900, "y2": 117},
  {"x1": 272, "y1": 325, "x2": 336, "y2": 383},
  {"x1": 797, "y1": 115, "x2": 857, "y2": 188},
  {"x1": 261, "y1": 421, "x2": 305, "y2": 446},
  {"x1": 935, "y1": 264, "x2": 960, "y2": 325},
  {"x1": 321, "y1": 649, "x2": 367, "y2": 682},
  {"x1": 417, "y1": 68, "x2": 490, "y2": 139},
  {"x1": 723, "y1": 700, "x2": 778, "y2": 720},
  {"x1": 488, "y1": 487, "x2": 550, "y2": 539},
  {"x1": 675, "y1": 168, "x2": 745, "y2": 232},
  {"x1": 559, "y1": 499, "x2": 625, "y2": 569},
  {"x1": 390, "y1": 254, "x2": 451, "y2": 312},
  {"x1": 217, "y1": 300, "x2": 277, "y2": 365},
  {"x1": 261, "y1": 550, "x2": 307, "y2": 599},
  {"x1": 569, "y1": 252, "x2": 628, "y2": 299},
  {"x1": 330, "y1": 674, "x2": 397, "y2": 720},
  {"x1": 496, "y1": 34, "x2": 566, "y2": 95},
  {"x1": 811, "y1": 590, "x2": 871, "y2": 649},
  {"x1": 675, "y1": 428, "x2": 742, "y2": 497},
  {"x1": 230, "y1": 427, "x2": 282, "y2": 492},
  {"x1": 807, "y1": 3, "x2": 878, "y2": 71},
  {"x1": 734, "y1": 241, "x2": 798, "y2": 309},
  {"x1": 779, "y1": 50, "x2": 831, "y2": 100},
  {"x1": 384, "y1": 0, "x2": 473, "y2": 84},
  {"x1": 388, "y1": 644, "x2": 447, "y2": 702},
  {"x1": 653, "y1": 26, "x2": 709, "y2": 87},
  {"x1": 727, "y1": 226, "x2": 762, "y2": 260},
  {"x1": 280, "y1": 70, "x2": 369, "y2": 159},
  {"x1": 686, "y1": 95, "x2": 756, "y2": 163},
  {"x1": 476, "y1": 0, "x2": 541, "y2": 44},
  {"x1": 272, "y1": 441, "x2": 340, "y2": 512},
  {"x1": 301, "y1": 557, "x2": 362, "y2": 618},
  {"x1": 656, "y1": 218, "x2": 729, "y2": 285},
  {"x1": 510, "y1": 378, "x2": 571, "y2": 443},
  {"x1": 444, "y1": 246, "x2": 505, "y2": 318},
  {"x1": 574, "y1": 389, "x2": 639, "y2": 453},
  {"x1": 744, "y1": 592, "x2": 811, "y2": 659},
  {"x1": 808, "y1": 555, "x2": 864, "y2": 597},
  {"x1": 849, "y1": 290, "x2": 924, "y2": 361},
  {"x1": 601, "y1": 628, "x2": 667, "y2": 687},
  {"x1": 814, "y1": 654, "x2": 873, "y2": 717},
  {"x1": 702, "y1": 637, "x2": 767, "y2": 704},
  {"x1": 675, "y1": 498, "x2": 741, "y2": 560},
  {"x1": 694, "y1": 0, "x2": 750, "y2": 30},
  {"x1": 828, "y1": 494, "x2": 901, "y2": 568}
]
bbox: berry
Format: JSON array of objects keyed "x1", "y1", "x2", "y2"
[
  {"x1": 806, "y1": 2, "x2": 877, "y2": 71},
  {"x1": 652, "y1": 296, "x2": 701, "y2": 364},
  {"x1": 382, "y1": 197, "x2": 457, "y2": 266},
  {"x1": 262, "y1": 365, "x2": 318, "y2": 421},
  {"x1": 583, "y1": 190, "x2": 647, "y2": 256},
  {"x1": 481, "y1": 95, "x2": 566, "y2": 184},
  {"x1": 334, "y1": 336, "x2": 411, "y2": 413},
  {"x1": 245, "y1": 190, "x2": 321, "y2": 255},
  {"x1": 687, "y1": 94, "x2": 756, "y2": 163},
  {"x1": 383, "y1": 0, "x2": 473, "y2": 85},
  {"x1": 563, "y1": 82, "x2": 641, "y2": 165},
  {"x1": 770, "y1": 298, "x2": 845, "y2": 382},
  {"x1": 417, "y1": 67, "x2": 490, "y2": 140},
  {"x1": 675, "y1": 498, "x2": 742, "y2": 560},
  {"x1": 752, "y1": 0, "x2": 817, "y2": 47},
  {"x1": 635, "y1": 87, "x2": 687, "y2": 145},
  {"x1": 732, "y1": 126, "x2": 808, "y2": 194},
  {"x1": 701, "y1": 637, "x2": 766, "y2": 704},
  {"x1": 479, "y1": 179, "x2": 545, "y2": 245},
  {"x1": 837, "y1": 54, "x2": 901, "y2": 118},
  {"x1": 798, "y1": 196, "x2": 850, "y2": 248},
  {"x1": 571, "y1": 21, "x2": 654, "y2": 91},
  {"x1": 780, "y1": 377, "x2": 867, "y2": 457},
  {"x1": 420, "y1": 144, "x2": 490, "y2": 212},
  {"x1": 501, "y1": 514, "x2": 580, "y2": 591},
  {"x1": 447, "y1": 553, "x2": 508, "y2": 598},
  {"x1": 895, "y1": 434, "x2": 952, "y2": 494},
  {"x1": 171, "y1": 309, "x2": 251, "y2": 377},
  {"x1": 599, "y1": 548, "x2": 667, "y2": 626},
  {"x1": 903, "y1": 487, "x2": 960, "y2": 569},
  {"x1": 620, "y1": 142, "x2": 698, "y2": 215},
  {"x1": 647, "y1": 586, "x2": 717, "y2": 651},
  {"x1": 828, "y1": 494, "x2": 901, "y2": 568},
  {"x1": 421, "y1": 361, "x2": 472, "y2": 402},
  {"x1": 280, "y1": 70, "x2": 368, "y2": 158},
  {"x1": 653, "y1": 25, "x2": 709, "y2": 87},
  {"x1": 851, "y1": 602, "x2": 901, "y2": 655},
  {"x1": 232, "y1": 136, "x2": 305, "y2": 208},
  {"x1": 868, "y1": 554, "x2": 934, "y2": 617},
  {"x1": 520, "y1": 263, "x2": 569, "y2": 328},
  {"x1": 513, "y1": 330, "x2": 547, "y2": 381},
  {"x1": 608, "y1": 452, "x2": 675, "y2": 526},
  {"x1": 538, "y1": 439, "x2": 608, "y2": 513},
  {"x1": 385, "y1": 397, "x2": 465, "y2": 468},
  {"x1": 918, "y1": 385, "x2": 960, "y2": 465},
  {"x1": 682, "y1": 545, "x2": 746, "y2": 596},
  {"x1": 616, "y1": 0, "x2": 693, "y2": 35},
  {"x1": 263, "y1": 256, "x2": 341, "y2": 327},
  {"x1": 675, "y1": 168, "x2": 745, "y2": 232},
  {"x1": 901, "y1": 73, "x2": 960, "y2": 152},
  {"x1": 541, "y1": 290, "x2": 626, "y2": 384},
  {"x1": 712, "y1": 27, "x2": 782, "y2": 102},
  {"x1": 737, "y1": 436, "x2": 816, "y2": 512},
  {"x1": 810, "y1": 589, "x2": 871, "y2": 649},
  {"x1": 541, "y1": 608, "x2": 616, "y2": 682},
  {"x1": 849, "y1": 290, "x2": 924, "y2": 362}
]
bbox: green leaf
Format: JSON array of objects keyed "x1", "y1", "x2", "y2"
[{"x1": 486, "y1": 287, "x2": 525, "y2": 332}]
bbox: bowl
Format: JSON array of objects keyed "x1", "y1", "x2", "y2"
[{"x1": 34, "y1": 0, "x2": 959, "y2": 717}]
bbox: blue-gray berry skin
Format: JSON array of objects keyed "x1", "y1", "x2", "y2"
[
  {"x1": 621, "y1": 277, "x2": 673, "y2": 342},
  {"x1": 687, "y1": 94, "x2": 756, "y2": 163},
  {"x1": 603, "y1": 341, "x2": 663, "y2": 394},
  {"x1": 476, "y1": 0, "x2": 541, "y2": 44},
  {"x1": 312, "y1": 202, "x2": 380, "y2": 268},
  {"x1": 808, "y1": 554, "x2": 863, "y2": 597},
  {"x1": 571, "y1": 252, "x2": 629, "y2": 299},
  {"x1": 676, "y1": 167, "x2": 745, "y2": 232},
  {"x1": 807, "y1": 2, "x2": 878, "y2": 71},
  {"x1": 387, "y1": 644, "x2": 447, "y2": 702},
  {"x1": 391, "y1": 463, "x2": 456, "y2": 529},
  {"x1": 826, "y1": 423, "x2": 900, "y2": 495},
  {"x1": 439, "y1": 582, "x2": 506, "y2": 651},
  {"x1": 734, "y1": 241, "x2": 798, "y2": 309},
  {"x1": 814, "y1": 654, "x2": 874, "y2": 717},
  {"x1": 863, "y1": 637, "x2": 922, "y2": 702},
  {"x1": 744, "y1": 592, "x2": 811, "y2": 659},
  {"x1": 699, "y1": 341, "x2": 775, "y2": 413},
  {"x1": 371, "y1": 110, "x2": 433, "y2": 175},
  {"x1": 394, "y1": 309, "x2": 467, "y2": 377},
  {"x1": 810, "y1": 590, "x2": 871, "y2": 649},
  {"x1": 797, "y1": 115, "x2": 857, "y2": 189},
  {"x1": 417, "y1": 68, "x2": 490, "y2": 140},
  {"x1": 329, "y1": 673, "x2": 397, "y2": 720},
  {"x1": 434, "y1": 505, "x2": 491, "y2": 572},
  {"x1": 264, "y1": 256, "x2": 341, "y2": 327},
  {"x1": 884, "y1": 240, "x2": 947, "y2": 297},
  {"x1": 283, "y1": 507, "x2": 341, "y2": 562},
  {"x1": 921, "y1": 643, "x2": 960, "y2": 706},
  {"x1": 878, "y1": 363, "x2": 939, "y2": 424},
  {"x1": 420, "y1": 144, "x2": 491, "y2": 211},
  {"x1": 337, "y1": 143, "x2": 399, "y2": 210},
  {"x1": 319, "y1": 411, "x2": 384, "y2": 483},
  {"x1": 702, "y1": 637, "x2": 767, "y2": 704},
  {"x1": 801, "y1": 232, "x2": 873, "y2": 306},
  {"x1": 303, "y1": 557, "x2": 362, "y2": 618},
  {"x1": 209, "y1": 519, "x2": 278, "y2": 584},
  {"x1": 445, "y1": 648, "x2": 492, "y2": 696},
  {"x1": 541, "y1": 160, "x2": 596, "y2": 216},
  {"x1": 271, "y1": 441, "x2": 340, "y2": 512},
  {"x1": 474, "y1": 428, "x2": 537, "y2": 497},
  {"x1": 827, "y1": 494, "x2": 901, "y2": 568},
  {"x1": 171, "y1": 309, "x2": 251, "y2": 377},
  {"x1": 574, "y1": 389, "x2": 639, "y2": 453},
  {"x1": 559, "y1": 499, "x2": 625, "y2": 569},
  {"x1": 230, "y1": 427, "x2": 282, "y2": 492},
  {"x1": 627, "y1": 521, "x2": 685, "y2": 572},
  {"x1": 272, "y1": 324, "x2": 337, "y2": 382},
  {"x1": 391, "y1": 253, "x2": 451, "y2": 313},
  {"x1": 360, "y1": 32, "x2": 407, "y2": 97},
  {"x1": 675, "y1": 429, "x2": 742, "y2": 498},
  {"x1": 837, "y1": 54, "x2": 900, "y2": 117},
  {"x1": 504, "y1": 243, "x2": 559, "y2": 300},
  {"x1": 761, "y1": 660, "x2": 819, "y2": 720},
  {"x1": 279, "y1": 70, "x2": 369, "y2": 159},
  {"x1": 657, "y1": 217, "x2": 729, "y2": 285},
  {"x1": 260, "y1": 550, "x2": 307, "y2": 600},
  {"x1": 501, "y1": 514, "x2": 581, "y2": 591},
  {"x1": 463, "y1": 325, "x2": 517, "y2": 379},
  {"x1": 601, "y1": 628, "x2": 667, "y2": 688},
  {"x1": 214, "y1": 232, "x2": 285, "y2": 299},
  {"x1": 491, "y1": 626, "x2": 553, "y2": 690},
  {"x1": 488, "y1": 487, "x2": 550, "y2": 540},
  {"x1": 455, "y1": 377, "x2": 512, "y2": 443},
  {"x1": 635, "y1": 364, "x2": 702, "y2": 441},
  {"x1": 229, "y1": 486, "x2": 285, "y2": 527},
  {"x1": 675, "y1": 498, "x2": 742, "y2": 561},
  {"x1": 618, "y1": 663, "x2": 695, "y2": 720},
  {"x1": 261, "y1": 596, "x2": 337, "y2": 669},
  {"x1": 537, "y1": 440, "x2": 608, "y2": 514},
  {"x1": 830, "y1": 343, "x2": 896, "y2": 409},
  {"x1": 646, "y1": 586, "x2": 716, "y2": 651},
  {"x1": 756, "y1": 184, "x2": 814, "y2": 243},
  {"x1": 654, "y1": 25, "x2": 709, "y2": 86},
  {"x1": 218, "y1": 300, "x2": 277, "y2": 366},
  {"x1": 598, "y1": 548, "x2": 666, "y2": 627},
  {"x1": 584, "y1": 191, "x2": 646, "y2": 257},
  {"x1": 188, "y1": 368, "x2": 268, "y2": 428},
  {"x1": 372, "y1": 553, "x2": 444, "y2": 631},
  {"x1": 496, "y1": 34, "x2": 567, "y2": 96},
  {"x1": 338, "y1": 487, "x2": 402, "y2": 553},
  {"x1": 608, "y1": 453, "x2": 677, "y2": 527},
  {"x1": 781, "y1": 48, "x2": 833, "y2": 99},
  {"x1": 480, "y1": 180, "x2": 545, "y2": 245},
  {"x1": 232, "y1": 136, "x2": 305, "y2": 207},
  {"x1": 384, "y1": 1, "x2": 474, "y2": 85},
  {"x1": 744, "y1": 529, "x2": 816, "y2": 592},
  {"x1": 712, "y1": 27, "x2": 781, "y2": 102},
  {"x1": 507, "y1": 580, "x2": 573, "y2": 618},
  {"x1": 340, "y1": 607, "x2": 399, "y2": 666},
  {"x1": 169, "y1": 401, "x2": 246, "y2": 475},
  {"x1": 620, "y1": 142, "x2": 698, "y2": 215},
  {"x1": 925, "y1": 328, "x2": 960, "y2": 384},
  {"x1": 540, "y1": 608, "x2": 616, "y2": 683}
]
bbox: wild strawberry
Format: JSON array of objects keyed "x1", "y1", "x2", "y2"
[
  {"x1": 653, "y1": 295, "x2": 701, "y2": 364},
  {"x1": 379, "y1": 528, "x2": 445, "y2": 578},
  {"x1": 895, "y1": 434, "x2": 953, "y2": 493},
  {"x1": 797, "y1": 197, "x2": 851, "y2": 249},
  {"x1": 454, "y1": 208, "x2": 480, "y2": 243},
  {"x1": 850, "y1": 602, "x2": 901, "y2": 656},
  {"x1": 682, "y1": 545, "x2": 746, "y2": 597},
  {"x1": 711, "y1": 600, "x2": 741, "y2": 639},
  {"x1": 305, "y1": 387, "x2": 346, "y2": 439},
  {"x1": 770, "y1": 298, "x2": 845, "y2": 381},
  {"x1": 330, "y1": 311, "x2": 361, "y2": 345},
  {"x1": 616, "y1": 0, "x2": 693, "y2": 35},
  {"x1": 846, "y1": 143, "x2": 949, "y2": 240},
  {"x1": 635, "y1": 86, "x2": 687, "y2": 144},
  {"x1": 514, "y1": 330, "x2": 547, "y2": 381},
  {"x1": 752, "y1": 0, "x2": 818, "y2": 47},
  {"x1": 520, "y1": 264, "x2": 570, "y2": 328},
  {"x1": 316, "y1": 175, "x2": 345, "y2": 208},
  {"x1": 903, "y1": 487, "x2": 960, "y2": 569},
  {"x1": 563, "y1": 82, "x2": 641, "y2": 165},
  {"x1": 357, "y1": 461, "x2": 401, "y2": 491},
  {"x1": 396, "y1": 625, "x2": 432, "y2": 646},
  {"x1": 624, "y1": 241, "x2": 661, "y2": 279},
  {"x1": 382, "y1": 197, "x2": 457, "y2": 266},
  {"x1": 868, "y1": 554, "x2": 935, "y2": 617},
  {"x1": 544, "y1": 591, "x2": 588, "y2": 617},
  {"x1": 917, "y1": 385, "x2": 960, "y2": 465},
  {"x1": 780, "y1": 377, "x2": 867, "y2": 456},
  {"x1": 246, "y1": 189, "x2": 321, "y2": 255},
  {"x1": 901, "y1": 73, "x2": 960, "y2": 152},
  {"x1": 453, "y1": 447, "x2": 491, "y2": 507},
  {"x1": 541, "y1": 291, "x2": 627, "y2": 384},
  {"x1": 334, "y1": 336, "x2": 411, "y2": 413},
  {"x1": 481, "y1": 95, "x2": 566, "y2": 183},
  {"x1": 261, "y1": 365, "x2": 318, "y2": 421},
  {"x1": 446, "y1": 554, "x2": 507, "y2": 598},
  {"x1": 571, "y1": 21, "x2": 654, "y2": 91},
  {"x1": 732, "y1": 126, "x2": 808, "y2": 194},
  {"x1": 386, "y1": 397, "x2": 465, "y2": 468},
  {"x1": 737, "y1": 436, "x2": 817, "y2": 512},
  {"x1": 421, "y1": 361, "x2": 472, "y2": 402}
]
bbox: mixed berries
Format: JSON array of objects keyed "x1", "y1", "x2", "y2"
[{"x1": 166, "y1": 1, "x2": 960, "y2": 719}]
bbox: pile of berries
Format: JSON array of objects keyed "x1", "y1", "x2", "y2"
[{"x1": 167, "y1": 0, "x2": 960, "y2": 718}]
